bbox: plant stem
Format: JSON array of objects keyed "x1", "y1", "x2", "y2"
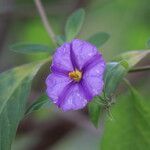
[
  {"x1": 129, "y1": 65, "x2": 150, "y2": 73},
  {"x1": 34, "y1": 0, "x2": 57, "y2": 45}
]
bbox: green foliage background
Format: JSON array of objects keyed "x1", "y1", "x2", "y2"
[{"x1": 0, "y1": 0, "x2": 150, "y2": 150}]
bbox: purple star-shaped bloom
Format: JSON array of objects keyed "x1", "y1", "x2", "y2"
[{"x1": 46, "y1": 39, "x2": 106, "y2": 111}]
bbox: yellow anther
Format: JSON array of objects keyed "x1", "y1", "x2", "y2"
[{"x1": 69, "y1": 69, "x2": 82, "y2": 82}]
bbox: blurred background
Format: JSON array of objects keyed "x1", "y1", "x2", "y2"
[{"x1": 0, "y1": 0, "x2": 150, "y2": 150}]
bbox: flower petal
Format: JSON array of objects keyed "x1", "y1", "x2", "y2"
[
  {"x1": 71, "y1": 39, "x2": 99, "y2": 70},
  {"x1": 46, "y1": 39, "x2": 106, "y2": 111},
  {"x1": 52, "y1": 42, "x2": 73, "y2": 71},
  {"x1": 83, "y1": 61, "x2": 105, "y2": 96},
  {"x1": 46, "y1": 73, "x2": 71, "y2": 103},
  {"x1": 61, "y1": 84, "x2": 88, "y2": 111}
]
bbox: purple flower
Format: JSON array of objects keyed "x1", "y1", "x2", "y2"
[{"x1": 46, "y1": 39, "x2": 106, "y2": 111}]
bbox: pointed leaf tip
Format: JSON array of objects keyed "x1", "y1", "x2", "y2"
[
  {"x1": 10, "y1": 43, "x2": 53, "y2": 54},
  {"x1": 65, "y1": 8, "x2": 85, "y2": 41}
]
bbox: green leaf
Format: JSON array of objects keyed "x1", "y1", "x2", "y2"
[
  {"x1": 105, "y1": 50, "x2": 143, "y2": 97},
  {"x1": 65, "y1": 8, "x2": 85, "y2": 41},
  {"x1": 104, "y1": 61, "x2": 127, "y2": 97},
  {"x1": 88, "y1": 97, "x2": 102, "y2": 127},
  {"x1": 10, "y1": 43, "x2": 54, "y2": 54},
  {"x1": 0, "y1": 59, "x2": 48, "y2": 150},
  {"x1": 114, "y1": 50, "x2": 150, "y2": 69},
  {"x1": 87, "y1": 32, "x2": 110, "y2": 48},
  {"x1": 25, "y1": 93, "x2": 50, "y2": 116},
  {"x1": 101, "y1": 86, "x2": 150, "y2": 150}
]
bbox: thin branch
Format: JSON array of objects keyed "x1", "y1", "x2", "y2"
[
  {"x1": 129, "y1": 65, "x2": 150, "y2": 73},
  {"x1": 34, "y1": 0, "x2": 57, "y2": 45}
]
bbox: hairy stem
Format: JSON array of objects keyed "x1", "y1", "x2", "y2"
[
  {"x1": 34, "y1": 0, "x2": 57, "y2": 45},
  {"x1": 129, "y1": 65, "x2": 150, "y2": 73}
]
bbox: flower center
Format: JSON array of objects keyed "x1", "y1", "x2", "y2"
[{"x1": 69, "y1": 69, "x2": 82, "y2": 82}]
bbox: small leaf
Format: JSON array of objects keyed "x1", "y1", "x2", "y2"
[
  {"x1": 88, "y1": 97, "x2": 102, "y2": 127},
  {"x1": 10, "y1": 43, "x2": 54, "y2": 54},
  {"x1": 25, "y1": 93, "x2": 50, "y2": 116},
  {"x1": 104, "y1": 61, "x2": 127, "y2": 97},
  {"x1": 101, "y1": 85, "x2": 150, "y2": 150},
  {"x1": 65, "y1": 8, "x2": 85, "y2": 41},
  {"x1": 114, "y1": 50, "x2": 150, "y2": 69},
  {"x1": 0, "y1": 59, "x2": 48, "y2": 150},
  {"x1": 88, "y1": 32, "x2": 110, "y2": 48}
]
